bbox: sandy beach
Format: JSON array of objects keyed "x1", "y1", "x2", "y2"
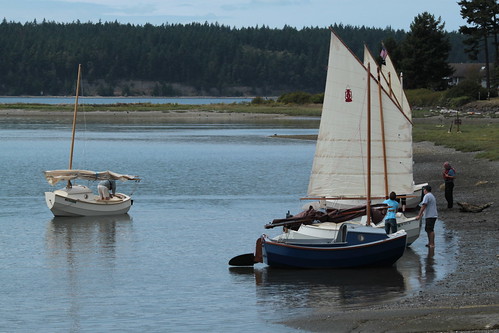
[{"x1": 3, "y1": 109, "x2": 498, "y2": 331}]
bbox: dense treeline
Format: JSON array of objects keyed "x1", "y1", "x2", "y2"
[{"x1": 0, "y1": 20, "x2": 473, "y2": 96}]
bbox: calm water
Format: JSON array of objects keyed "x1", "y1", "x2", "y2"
[
  {"x1": 0, "y1": 96, "x2": 255, "y2": 105},
  {"x1": 0, "y1": 119, "x2": 458, "y2": 332}
]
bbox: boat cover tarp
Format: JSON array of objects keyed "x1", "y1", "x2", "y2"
[
  {"x1": 44, "y1": 169, "x2": 140, "y2": 186},
  {"x1": 265, "y1": 203, "x2": 388, "y2": 229}
]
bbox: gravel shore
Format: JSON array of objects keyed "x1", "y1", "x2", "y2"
[{"x1": 285, "y1": 140, "x2": 499, "y2": 332}]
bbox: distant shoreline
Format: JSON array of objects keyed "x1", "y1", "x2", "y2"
[
  {"x1": 3, "y1": 108, "x2": 495, "y2": 126},
  {"x1": 0, "y1": 109, "x2": 290, "y2": 123}
]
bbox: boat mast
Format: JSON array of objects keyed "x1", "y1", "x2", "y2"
[
  {"x1": 366, "y1": 63, "x2": 372, "y2": 225},
  {"x1": 387, "y1": 72, "x2": 393, "y2": 97},
  {"x1": 67, "y1": 64, "x2": 81, "y2": 187},
  {"x1": 378, "y1": 67, "x2": 389, "y2": 197},
  {"x1": 400, "y1": 72, "x2": 406, "y2": 116}
]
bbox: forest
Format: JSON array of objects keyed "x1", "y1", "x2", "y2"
[{"x1": 0, "y1": 20, "x2": 476, "y2": 96}]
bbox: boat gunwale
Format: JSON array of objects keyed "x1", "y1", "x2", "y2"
[
  {"x1": 263, "y1": 232, "x2": 407, "y2": 251},
  {"x1": 54, "y1": 193, "x2": 132, "y2": 205}
]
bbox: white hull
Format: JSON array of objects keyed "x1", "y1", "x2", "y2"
[
  {"x1": 372, "y1": 214, "x2": 421, "y2": 246},
  {"x1": 284, "y1": 213, "x2": 421, "y2": 246},
  {"x1": 45, "y1": 185, "x2": 133, "y2": 217},
  {"x1": 275, "y1": 222, "x2": 390, "y2": 242}
]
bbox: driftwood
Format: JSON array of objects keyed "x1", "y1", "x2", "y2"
[{"x1": 457, "y1": 202, "x2": 492, "y2": 213}]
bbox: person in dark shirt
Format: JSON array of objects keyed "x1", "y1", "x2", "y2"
[{"x1": 443, "y1": 162, "x2": 456, "y2": 208}]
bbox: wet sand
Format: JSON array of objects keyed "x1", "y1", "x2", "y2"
[{"x1": 3, "y1": 109, "x2": 499, "y2": 331}]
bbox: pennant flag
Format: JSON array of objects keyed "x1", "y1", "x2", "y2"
[{"x1": 380, "y1": 46, "x2": 387, "y2": 65}]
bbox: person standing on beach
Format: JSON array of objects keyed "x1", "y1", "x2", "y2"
[
  {"x1": 383, "y1": 191, "x2": 399, "y2": 234},
  {"x1": 416, "y1": 185, "x2": 438, "y2": 248},
  {"x1": 443, "y1": 162, "x2": 456, "y2": 208}
]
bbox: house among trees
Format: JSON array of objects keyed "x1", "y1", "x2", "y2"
[{"x1": 446, "y1": 63, "x2": 495, "y2": 88}]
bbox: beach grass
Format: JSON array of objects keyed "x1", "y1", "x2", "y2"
[
  {"x1": 413, "y1": 121, "x2": 499, "y2": 161},
  {"x1": 275, "y1": 121, "x2": 499, "y2": 161}
]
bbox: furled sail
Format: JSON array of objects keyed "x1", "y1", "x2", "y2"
[
  {"x1": 44, "y1": 169, "x2": 140, "y2": 186},
  {"x1": 307, "y1": 31, "x2": 413, "y2": 199}
]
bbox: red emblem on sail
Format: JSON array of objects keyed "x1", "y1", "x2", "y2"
[{"x1": 345, "y1": 88, "x2": 353, "y2": 102}]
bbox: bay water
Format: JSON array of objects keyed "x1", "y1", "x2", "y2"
[
  {"x1": 0, "y1": 96, "x2": 255, "y2": 105},
  {"x1": 0, "y1": 117, "x2": 457, "y2": 332}
]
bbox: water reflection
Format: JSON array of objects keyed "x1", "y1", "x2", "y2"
[
  {"x1": 421, "y1": 247, "x2": 436, "y2": 285},
  {"x1": 46, "y1": 214, "x2": 133, "y2": 259},
  {"x1": 228, "y1": 240, "x2": 451, "y2": 316},
  {"x1": 227, "y1": 219, "x2": 461, "y2": 333},
  {"x1": 44, "y1": 215, "x2": 133, "y2": 331},
  {"x1": 229, "y1": 220, "x2": 458, "y2": 318},
  {"x1": 398, "y1": 219, "x2": 458, "y2": 291},
  {"x1": 394, "y1": 247, "x2": 423, "y2": 292},
  {"x1": 230, "y1": 266, "x2": 406, "y2": 313}
]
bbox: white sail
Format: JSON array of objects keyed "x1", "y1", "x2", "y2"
[
  {"x1": 368, "y1": 70, "x2": 414, "y2": 196},
  {"x1": 364, "y1": 45, "x2": 412, "y2": 120},
  {"x1": 307, "y1": 31, "x2": 413, "y2": 199},
  {"x1": 364, "y1": 45, "x2": 415, "y2": 195},
  {"x1": 381, "y1": 49, "x2": 412, "y2": 121}
]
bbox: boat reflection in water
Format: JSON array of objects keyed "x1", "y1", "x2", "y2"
[
  {"x1": 44, "y1": 214, "x2": 133, "y2": 331},
  {"x1": 46, "y1": 214, "x2": 133, "y2": 257},
  {"x1": 230, "y1": 265, "x2": 406, "y2": 313}
]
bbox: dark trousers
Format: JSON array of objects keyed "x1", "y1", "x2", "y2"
[
  {"x1": 445, "y1": 181, "x2": 454, "y2": 208},
  {"x1": 385, "y1": 219, "x2": 397, "y2": 234}
]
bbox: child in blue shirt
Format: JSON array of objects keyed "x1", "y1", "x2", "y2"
[{"x1": 383, "y1": 191, "x2": 399, "y2": 234}]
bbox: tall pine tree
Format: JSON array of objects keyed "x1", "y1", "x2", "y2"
[
  {"x1": 399, "y1": 12, "x2": 453, "y2": 90},
  {"x1": 458, "y1": 0, "x2": 498, "y2": 95}
]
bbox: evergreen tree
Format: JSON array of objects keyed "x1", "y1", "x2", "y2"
[
  {"x1": 0, "y1": 20, "x2": 476, "y2": 96},
  {"x1": 399, "y1": 12, "x2": 453, "y2": 90},
  {"x1": 458, "y1": 0, "x2": 498, "y2": 94}
]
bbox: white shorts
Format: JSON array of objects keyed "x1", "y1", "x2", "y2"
[{"x1": 98, "y1": 184, "x2": 110, "y2": 199}]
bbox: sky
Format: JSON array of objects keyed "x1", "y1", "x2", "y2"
[{"x1": 2, "y1": 0, "x2": 467, "y2": 32}]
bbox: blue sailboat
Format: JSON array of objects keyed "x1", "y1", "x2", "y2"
[{"x1": 229, "y1": 30, "x2": 409, "y2": 269}]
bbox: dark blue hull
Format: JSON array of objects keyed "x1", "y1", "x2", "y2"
[{"x1": 262, "y1": 233, "x2": 407, "y2": 269}]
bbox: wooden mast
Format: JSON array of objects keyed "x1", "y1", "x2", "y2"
[
  {"x1": 387, "y1": 72, "x2": 392, "y2": 97},
  {"x1": 366, "y1": 62, "x2": 372, "y2": 225},
  {"x1": 67, "y1": 64, "x2": 81, "y2": 187},
  {"x1": 400, "y1": 72, "x2": 406, "y2": 117},
  {"x1": 378, "y1": 67, "x2": 389, "y2": 197}
]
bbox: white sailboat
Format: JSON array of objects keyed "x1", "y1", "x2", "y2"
[
  {"x1": 229, "y1": 30, "x2": 414, "y2": 268},
  {"x1": 44, "y1": 65, "x2": 140, "y2": 217},
  {"x1": 312, "y1": 43, "x2": 426, "y2": 211},
  {"x1": 296, "y1": 33, "x2": 423, "y2": 245}
]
